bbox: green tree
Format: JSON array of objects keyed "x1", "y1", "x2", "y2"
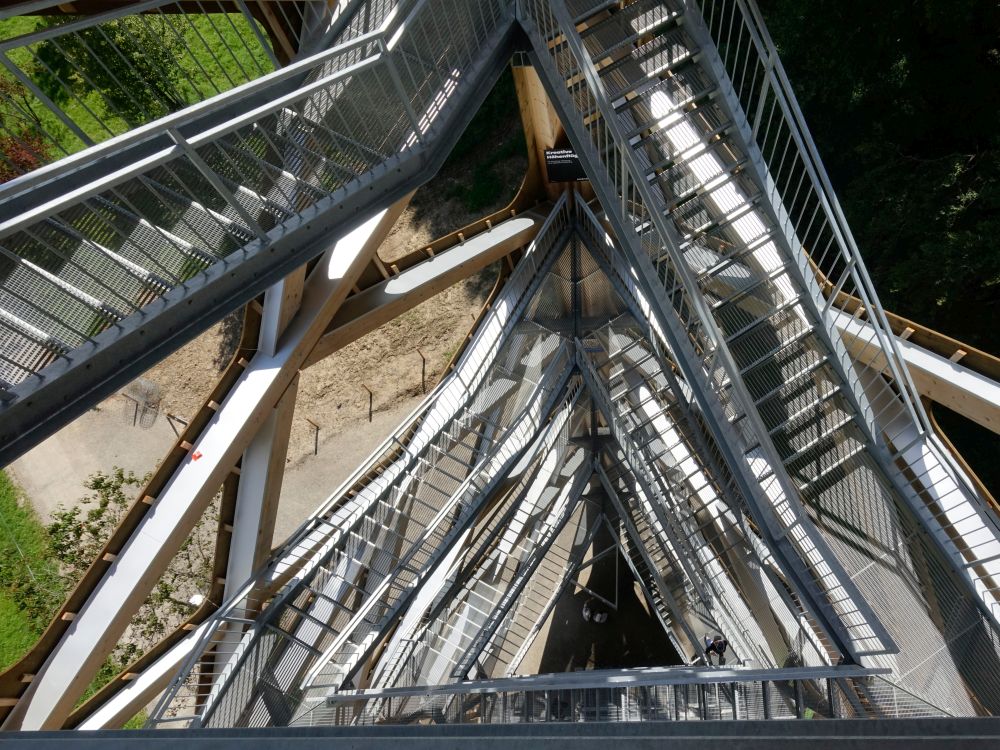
[
  {"x1": 48, "y1": 468, "x2": 216, "y2": 642},
  {"x1": 758, "y1": 0, "x2": 1000, "y2": 354},
  {"x1": 0, "y1": 76, "x2": 52, "y2": 182},
  {"x1": 35, "y1": 16, "x2": 187, "y2": 128}
]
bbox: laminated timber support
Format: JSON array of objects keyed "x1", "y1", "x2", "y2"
[
  {"x1": 512, "y1": 64, "x2": 565, "y2": 202},
  {"x1": 304, "y1": 207, "x2": 545, "y2": 368},
  {"x1": 0, "y1": 301, "x2": 261, "y2": 728},
  {"x1": 835, "y1": 311, "x2": 1000, "y2": 436},
  {"x1": 2, "y1": 200, "x2": 409, "y2": 731},
  {"x1": 66, "y1": 473, "x2": 241, "y2": 730},
  {"x1": 924, "y1": 399, "x2": 997, "y2": 515},
  {"x1": 811, "y1": 260, "x2": 1000, "y2": 434},
  {"x1": 223, "y1": 262, "x2": 309, "y2": 609}
]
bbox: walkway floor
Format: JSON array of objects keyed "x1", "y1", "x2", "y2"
[{"x1": 519, "y1": 525, "x2": 681, "y2": 675}]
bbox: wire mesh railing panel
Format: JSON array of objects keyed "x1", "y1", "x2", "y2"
[
  {"x1": 0, "y1": 1, "x2": 281, "y2": 165},
  {"x1": 0, "y1": 0, "x2": 516, "y2": 398},
  {"x1": 0, "y1": 0, "x2": 405, "y2": 175},
  {"x1": 289, "y1": 667, "x2": 948, "y2": 726}
]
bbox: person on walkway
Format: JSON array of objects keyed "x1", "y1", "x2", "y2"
[{"x1": 704, "y1": 634, "x2": 729, "y2": 666}]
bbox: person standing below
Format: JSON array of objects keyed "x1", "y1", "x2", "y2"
[{"x1": 704, "y1": 634, "x2": 729, "y2": 666}]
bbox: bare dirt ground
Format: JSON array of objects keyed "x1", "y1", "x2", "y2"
[
  {"x1": 379, "y1": 147, "x2": 528, "y2": 264},
  {"x1": 9, "y1": 93, "x2": 526, "y2": 533}
]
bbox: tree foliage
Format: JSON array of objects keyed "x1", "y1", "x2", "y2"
[
  {"x1": 0, "y1": 77, "x2": 52, "y2": 183},
  {"x1": 46, "y1": 468, "x2": 217, "y2": 694},
  {"x1": 759, "y1": 0, "x2": 1000, "y2": 354},
  {"x1": 35, "y1": 16, "x2": 187, "y2": 127}
]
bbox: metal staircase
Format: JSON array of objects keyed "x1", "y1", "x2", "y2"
[
  {"x1": 520, "y1": 0, "x2": 1000, "y2": 717},
  {"x1": 0, "y1": 0, "x2": 518, "y2": 463},
  {"x1": 2, "y1": 0, "x2": 1000, "y2": 732}
]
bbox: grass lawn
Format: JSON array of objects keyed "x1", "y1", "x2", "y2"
[
  {"x1": 0, "y1": 593, "x2": 37, "y2": 670},
  {"x1": 0, "y1": 470, "x2": 65, "y2": 672},
  {"x1": 0, "y1": 469, "x2": 160, "y2": 716},
  {"x1": 0, "y1": 12, "x2": 274, "y2": 159}
]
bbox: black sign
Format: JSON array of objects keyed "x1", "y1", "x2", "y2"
[{"x1": 544, "y1": 148, "x2": 587, "y2": 182}]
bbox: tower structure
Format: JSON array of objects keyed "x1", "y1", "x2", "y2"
[{"x1": 0, "y1": 0, "x2": 998, "y2": 737}]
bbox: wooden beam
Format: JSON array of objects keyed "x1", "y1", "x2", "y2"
[{"x1": 303, "y1": 208, "x2": 544, "y2": 368}]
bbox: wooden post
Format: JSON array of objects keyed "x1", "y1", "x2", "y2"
[
  {"x1": 305, "y1": 418, "x2": 320, "y2": 455},
  {"x1": 362, "y1": 384, "x2": 373, "y2": 422},
  {"x1": 416, "y1": 348, "x2": 427, "y2": 393}
]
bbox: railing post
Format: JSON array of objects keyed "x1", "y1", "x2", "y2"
[
  {"x1": 794, "y1": 679, "x2": 805, "y2": 718},
  {"x1": 762, "y1": 680, "x2": 771, "y2": 719},
  {"x1": 379, "y1": 40, "x2": 425, "y2": 147},
  {"x1": 166, "y1": 127, "x2": 269, "y2": 240},
  {"x1": 827, "y1": 678, "x2": 839, "y2": 718}
]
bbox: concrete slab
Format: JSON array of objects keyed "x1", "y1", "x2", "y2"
[{"x1": 7, "y1": 397, "x2": 175, "y2": 521}]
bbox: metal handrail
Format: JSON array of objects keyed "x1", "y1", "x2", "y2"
[
  {"x1": 0, "y1": 29, "x2": 378, "y2": 207},
  {"x1": 147, "y1": 193, "x2": 573, "y2": 726},
  {"x1": 689, "y1": 0, "x2": 928, "y2": 444},
  {"x1": 323, "y1": 663, "x2": 885, "y2": 701}
]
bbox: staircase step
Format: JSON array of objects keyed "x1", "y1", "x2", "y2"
[
  {"x1": 582, "y1": 0, "x2": 684, "y2": 64},
  {"x1": 624, "y1": 80, "x2": 717, "y2": 140},
  {"x1": 752, "y1": 355, "x2": 829, "y2": 408},
  {"x1": 659, "y1": 159, "x2": 750, "y2": 217},
  {"x1": 779, "y1": 415, "x2": 857, "y2": 468},
  {"x1": 568, "y1": 0, "x2": 620, "y2": 26},
  {"x1": 796, "y1": 442, "x2": 867, "y2": 495}
]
